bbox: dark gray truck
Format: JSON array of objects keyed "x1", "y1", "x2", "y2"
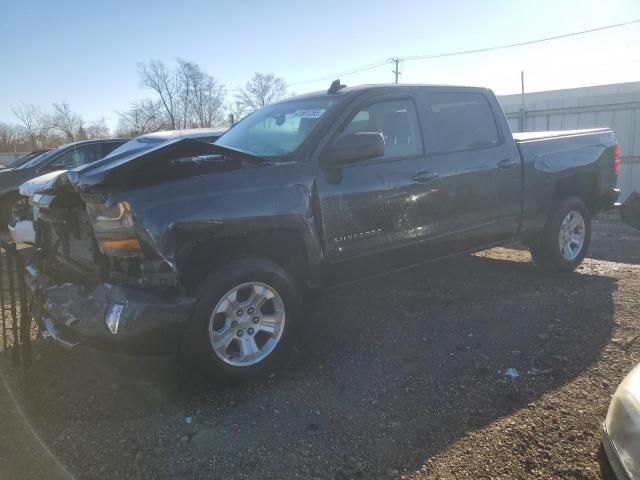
[{"x1": 28, "y1": 82, "x2": 620, "y2": 381}]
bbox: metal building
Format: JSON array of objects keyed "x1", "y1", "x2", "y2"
[{"x1": 498, "y1": 81, "x2": 640, "y2": 202}]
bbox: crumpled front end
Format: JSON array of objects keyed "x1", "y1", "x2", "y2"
[
  {"x1": 27, "y1": 171, "x2": 198, "y2": 356},
  {"x1": 26, "y1": 264, "x2": 195, "y2": 355}
]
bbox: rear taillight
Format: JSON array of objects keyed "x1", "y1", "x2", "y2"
[{"x1": 614, "y1": 144, "x2": 621, "y2": 176}]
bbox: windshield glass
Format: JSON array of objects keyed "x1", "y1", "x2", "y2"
[
  {"x1": 102, "y1": 136, "x2": 166, "y2": 159},
  {"x1": 216, "y1": 98, "x2": 337, "y2": 158},
  {"x1": 17, "y1": 147, "x2": 64, "y2": 169}
]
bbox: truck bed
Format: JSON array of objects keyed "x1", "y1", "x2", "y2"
[{"x1": 513, "y1": 128, "x2": 612, "y2": 144}]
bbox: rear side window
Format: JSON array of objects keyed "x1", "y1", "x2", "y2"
[{"x1": 426, "y1": 93, "x2": 500, "y2": 153}]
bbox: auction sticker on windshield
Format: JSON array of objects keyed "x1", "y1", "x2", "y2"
[{"x1": 293, "y1": 109, "x2": 325, "y2": 118}]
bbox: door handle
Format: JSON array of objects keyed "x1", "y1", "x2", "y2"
[
  {"x1": 412, "y1": 171, "x2": 440, "y2": 183},
  {"x1": 497, "y1": 159, "x2": 519, "y2": 169}
]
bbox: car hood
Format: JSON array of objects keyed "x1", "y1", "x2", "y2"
[
  {"x1": 19, "y1": 170, "x2": 67, "y2": 197},
  {"x1": 62, "y1": 138, "x2": 256, "y2": 192}
]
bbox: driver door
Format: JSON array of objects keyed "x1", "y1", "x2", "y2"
[{"x1": 316, "y1": 94, "x2": 435, "y2": 262}]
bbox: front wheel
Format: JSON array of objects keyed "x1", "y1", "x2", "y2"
[
  {"x1": 184, "y1": 258, "x2": 301, "y2": 382},
  {"x1": 529, "y1": 196, "x2": 591, "y2": 272}
]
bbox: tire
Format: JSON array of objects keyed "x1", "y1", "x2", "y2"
[
  {"x1": 529, "y1": 196, "x2": 591, "y2": 272},
  {"x1": 184, "y1": 257, "x2": 301, "y2": 382}
]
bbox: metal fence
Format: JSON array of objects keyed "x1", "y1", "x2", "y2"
[
  {"x1": 0, "y1": 241, "x2": 33, "y2": 368},
  {"x1": 498, "y1": 81, "x2": 640, "y2": 203}
]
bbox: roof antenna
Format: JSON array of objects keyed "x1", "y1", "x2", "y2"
[{"x1": 328, "y1": 79, "x2": 346, "y2": 94}]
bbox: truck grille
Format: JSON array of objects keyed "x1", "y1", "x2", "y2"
[{"x1": 37, "y1": 203, "x2": 104, "y2": 281}]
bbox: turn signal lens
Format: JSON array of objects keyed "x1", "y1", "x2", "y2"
[
  {"x1": 614, "y1": 144, "x2": 621, "y2": 176},
  {"x1": 98, "y1": 238, "x2": 141, "y2": 257}
]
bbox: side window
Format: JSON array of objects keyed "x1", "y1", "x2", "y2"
[
  {"x1": 101, "y1": 142, "x2": 121, "y2": 158},
  {"x1": 342, "y1": 99, "x2": 423, "y2": 159},
  {"x1": 48, "y1": 144, "x2": 103, "y2": 169},
  {"x1": 426, "y1": 93, "x2": 500, "y2": 154}
]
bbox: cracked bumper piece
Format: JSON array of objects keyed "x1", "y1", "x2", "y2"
[{"x1": 26, "y1": 265, "x2": 196, "y2": 355}]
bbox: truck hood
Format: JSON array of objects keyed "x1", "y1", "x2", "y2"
[{"x1": 62, "y1": 138, "x2": 258, "y2": 192}]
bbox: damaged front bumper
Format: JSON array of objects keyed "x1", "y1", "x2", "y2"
[{"x1": 26, "y1": 264, "x2": 196, "y2": 356}]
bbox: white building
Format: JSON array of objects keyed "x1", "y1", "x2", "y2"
[{"x1": 498, "y1": 81, "x2": 640, "y2": 202}]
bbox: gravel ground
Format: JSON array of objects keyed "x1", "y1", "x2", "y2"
[{"x1": 1, "y1": 212, "x2": 639, "y2": 479}]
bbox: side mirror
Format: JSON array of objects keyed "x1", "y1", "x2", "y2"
[{"x1": 324, "y1": 132, "x2": 385, "y2": 165}]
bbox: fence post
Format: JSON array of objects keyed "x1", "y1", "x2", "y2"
[
  {"x1": 15, "y1": 251, "x2": 31, "y2": 368},
  {"x1": 0, "y1": 249, "x2": 6, "y2": 358},
  {"x1": 5, "y1": 243, "x2": 20, "y2": 366}
]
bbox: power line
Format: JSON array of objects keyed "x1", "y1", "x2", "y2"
[
  {"x1": 288, "y1": 60, "x2": 390, "y2": 86},
  {"x1": 403, "y1": 19, "x2": 640, "y2": 62},
  {"x1": 286, "y1": 19, "x2": 640, "y2": 86}
]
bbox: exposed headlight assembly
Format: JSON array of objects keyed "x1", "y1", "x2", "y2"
[
  {"x1": 605, "y1": 364, "x2": 640, "y2": 479},
  {"x1": 85, "y1": 201, "x2": 142, "y2": 257}
]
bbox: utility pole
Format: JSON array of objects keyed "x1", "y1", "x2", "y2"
[{"x1": 391, "y1": 58, "x2": 401, "y2": 83}]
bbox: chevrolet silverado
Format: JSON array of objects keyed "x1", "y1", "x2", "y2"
[{"x1": 27, "y1": 81, "x2": 621, "y2": 381}]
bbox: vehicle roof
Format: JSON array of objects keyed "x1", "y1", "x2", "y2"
[
  {"x1": 54, "y1": 138, "x2": 128, "y2": 151},
  {"x1": 136, "y1": 127, "x2": 227, "y2": 140},
  {"x1": 279, "y1": 83, "x2": 493, "y2": 103}
]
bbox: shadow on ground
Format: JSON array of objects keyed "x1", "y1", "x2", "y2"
[{"x1": 1, "y1": 244, "x2": 618, "y2": 479}]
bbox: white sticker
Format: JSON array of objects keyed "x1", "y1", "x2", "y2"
[{"x1": 293, "y1": 109, "x2": 325, "y2": 119}]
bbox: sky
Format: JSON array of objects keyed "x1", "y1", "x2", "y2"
[{"x1": 1, "y1": 0, "x2": 639, "y2": 130}]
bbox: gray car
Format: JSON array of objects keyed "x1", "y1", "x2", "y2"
[{"x1": 0, "y1": 139, "x2": 126, "y2": 224}]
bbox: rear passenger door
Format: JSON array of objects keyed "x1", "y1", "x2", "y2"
[{"x1": 415, "y1": 91, "x2": 522, "y2": 246}]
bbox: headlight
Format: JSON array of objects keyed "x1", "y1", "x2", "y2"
[
  {"x1": 605, "y1": 364, "x2": 640, "y2": 478},
  {"x1": 85, "y1": 201, "x2": 141, "y2": 257}
]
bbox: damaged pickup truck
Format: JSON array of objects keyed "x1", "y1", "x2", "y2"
[{"x1": 27, "y1": 81, "x2": 621, "y2": 381}]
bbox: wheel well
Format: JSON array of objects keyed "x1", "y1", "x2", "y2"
[
  {"x1": 552, "y1": 174, "x2": 597, "y2": 214},
  {"x1": 178, "y1": 228, "x2": 310, "y2": 294}
]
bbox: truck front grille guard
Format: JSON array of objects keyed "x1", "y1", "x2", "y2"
[{"x1": 0, "y1": 241, "x2": 33, "y2": 368}]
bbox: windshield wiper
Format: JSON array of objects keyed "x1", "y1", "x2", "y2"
[{"x1": 207, "y1": 144, "x2": 274, "y2": 165}]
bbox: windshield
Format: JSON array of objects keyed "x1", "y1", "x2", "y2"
[
  {"x1": 216, "y1": 98, "x2": 337, "y2": 159},
  {"x1": 17, "y1": 147, "x2": 63, "y2": 169},
  {"x1": 102, "y1": 136, "x2": 166, "y2": 159},
  {"x1": 7, "y1": 151, "x2": 42, "y2": 168}
]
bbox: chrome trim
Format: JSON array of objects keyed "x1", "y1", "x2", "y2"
[
  {"x1": 603, "y1": 422, "x2": 633, "y2": 480},
  {"x1": 42, "y1": 318, "x2": 79, "y2": 350}
]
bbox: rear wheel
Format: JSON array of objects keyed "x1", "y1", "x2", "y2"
[
  {"x1": 529, "y1": 196, "x2": 591, "y2": 272},
  {"x1": 184, "y1": 258, "x2": 300, "y2": 382}
]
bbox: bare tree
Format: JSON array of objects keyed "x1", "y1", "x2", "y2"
[
  {"x1": 235, "y1": 73, "x2": 287, "y2": 116},
  {"x1": 138, "y1": 60, "x2": 179, "y2": 129},
  {"x1": 86, "y1": 117, "x2": 111, "y2": 139},
  {"x1": 50, "y1": 101, "x2": 84, "y2": 142},
  {"x1": 177, "y1": 59, "x2": 196, "y2": 129},
  {"x1": 117, "y1": 99, "x2": 166, "y2": 136},
  {"x1": 0, "y1": 122, "x2": 22, "y2": 152},
  {"x1": 12, "y1": 103, "x2": 47, "y2": 148},
  {"x1": 177, "y1": 59, "x2": 226, "y2": 127}
]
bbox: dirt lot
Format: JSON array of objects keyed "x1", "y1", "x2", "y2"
[{"x1": 1, "y1": 213, "x2": 639, "y2": 480}]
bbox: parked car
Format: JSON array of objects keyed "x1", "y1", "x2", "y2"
[
  {"x1": 28, "y1": 82, "x2": 620, "y2": 382},
  {"x1": 0, "y1": 149, "x2": 53, "y2": 170},
  {"x1": 8, "y1": 128, "x2": 226, "y2": 244},
  {"x1": 0, "y1": 139, "x2": 126, "y2": 226},
  {"x1": 602, "y1": 362, "x2": 640, "y2": 479}
]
